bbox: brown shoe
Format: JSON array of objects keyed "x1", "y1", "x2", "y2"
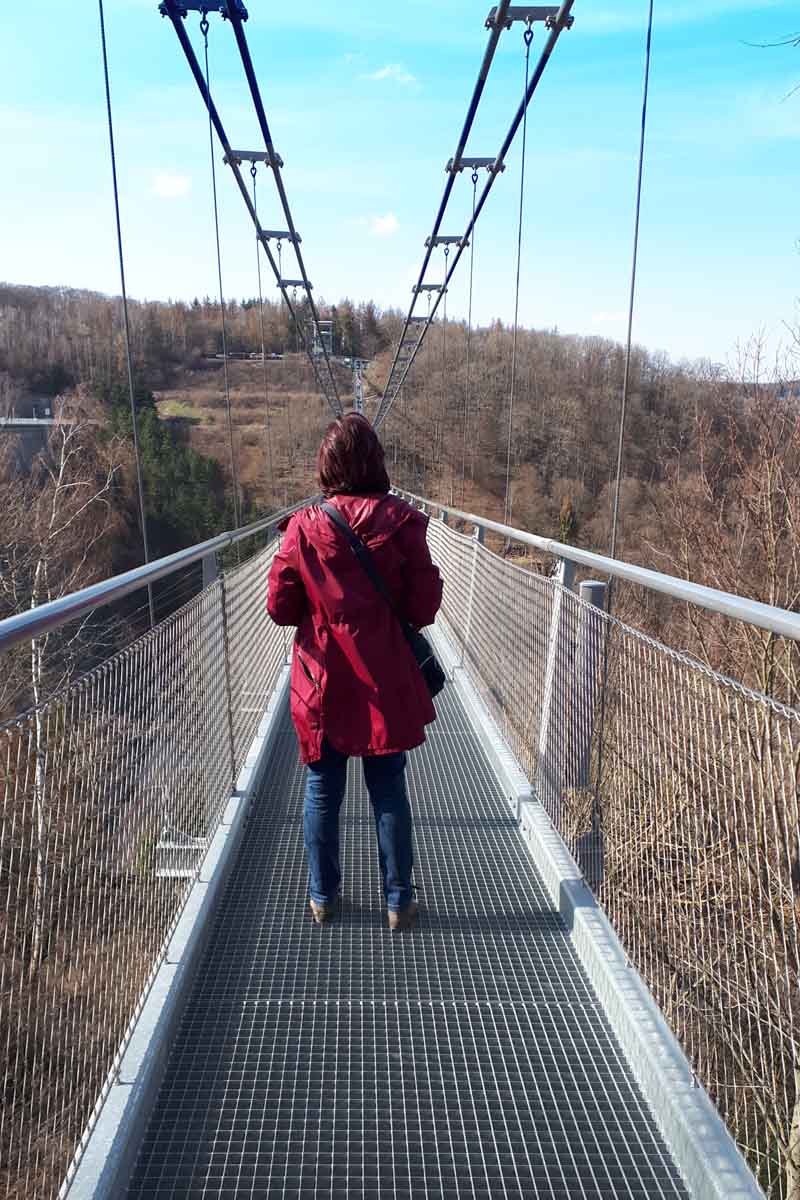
[
  {"x1": 309, "y1": 899, "x2": 336, "y2": 925},
  {"x1": 388, "y1": 900, "x2": 418, "y2": 932}
]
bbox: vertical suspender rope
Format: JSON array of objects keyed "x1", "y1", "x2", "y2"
[
  {"x1": 592, "y1": 0, "x2": 655, "y2": 880},
  {"x1": 98, "y1": 0, "x2": 155, "y2": 629},
  {"x1": 400, "y1": 386, "x2": 407, "y2": 487},
  {"x1": 503, "y1": 23, "x2": 534, "y2": 528},
  {"x1": 250, "y1": 165, "x2": 276, "y2": 503},
  {"x1": 281, "y1": 251, "x2": 295, "y2": 472},
  {"x1": 461, "y1": 171, "x2": 478, "y2": 507},
  {"x1": 201, "y1": 15, "x2": 241, "y2": 534},
  {"x1": 441, "y1": 244, "x2": 449, "y2": 473},
  {"x1": 609, "y1": 0, "x2": 654, "y2": 564}
]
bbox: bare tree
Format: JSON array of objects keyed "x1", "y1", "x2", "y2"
[{"x1": 0, "y1": 390, "x2": 124, "y2": 977}]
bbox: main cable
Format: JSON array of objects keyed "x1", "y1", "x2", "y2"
[
  {"x1": 202, "y1": 15, "x2": 241, "y2": 534},
  {"x1": 375, "y1": 0, "x2": 575, "y2": 431},
  {"x1": 378, "y1": 0, "x2": 515, "y2": 425},
  {"x1": 225, "y1": 7, "x2": 341, "y2": 412},
  {"x1": 98, "y1": 0, "x2": 154, "y2": 628},
  {"x1": 159, "y1": 1, "x2": 341, "y2": 418}
]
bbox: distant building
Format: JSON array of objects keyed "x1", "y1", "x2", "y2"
[
  {"x1": 0, "y1": 393, "x2": 53, "y2": 420},
  {"x1": 0, "y1": 394, "x2": 55, "y2": 472}
]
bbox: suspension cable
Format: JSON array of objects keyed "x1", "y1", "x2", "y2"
[
  {"x1": 374, "y1": 0, "x2": 575, "y2": 430},
  {"x1": 377, "y1": 0, "x2": 514, "y2": 428},
  {"x1": 250, "y1": 163, "x2": 275, "y2": 502},
  {"x1": 283, "y1": 265, "x2": 295, "y2": 470},
  {"x1": 441, "y1": 244, "x2": 449, "y2": 477},
  {"x1": 98, "y1": 0, "x2": 154, "y2": 628},
  {"x1": 460, "y1": 171, "x2": 478, "y2": 506},
  {"x1": 159, "y1": 1, "x2": 341, "y2": 418},
  {"x1": 201, "y1": 15, "x2": 241, "y2": 533},
  {"x1": 225, "y1": 7, "x2": 341, "y2": 412},
  {"x1": 609, "y1": 0, "x2": 655, "y2": 563},
  {"x1": 504, "y1": 23, "x2": 534, "y2": 529},
  {"x1": 592, "y1": 0, "x2": 656, "y2": 872}
]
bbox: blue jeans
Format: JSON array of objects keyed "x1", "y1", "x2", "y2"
[{"x1": 304, "y1": 739, "x2": 413, "y2": 911}]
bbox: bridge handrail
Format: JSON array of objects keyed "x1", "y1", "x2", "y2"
[
  {"x1": 397, "y1": 489, "x2": 800, "y2": 643},
  {"x1": 4, "y1": 485, "x2": 798, "y2": 650},
  {"x1": 0, "y1": 495, "x2": 315, "y2": 653}
]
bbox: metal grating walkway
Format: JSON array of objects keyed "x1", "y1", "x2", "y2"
[{"x1": 127, "y1": 688, "x2": 691, "y2": 1199}]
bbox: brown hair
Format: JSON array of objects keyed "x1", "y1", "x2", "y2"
[{"x1": 317, "y1": 414, "x2": 390, "y2": 497}]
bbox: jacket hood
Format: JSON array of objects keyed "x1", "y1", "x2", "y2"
[{"x1": 282, "y1": 493, "x2": 426, "y2": 553}]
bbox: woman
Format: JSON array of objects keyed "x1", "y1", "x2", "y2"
[{"x1": 267, "y1": 414, "x2": 443, "y2": 931}]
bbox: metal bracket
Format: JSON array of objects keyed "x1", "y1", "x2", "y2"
[
  {"x1": 408, "y1": 315, "x2": 428, "y2": 324},
  {"x1": 545, "y1": 8, "x2": 574, "y2": 30},
  {"x1": 260, "y1": 229, "x2": 301, "y2": 244},
  {"x1": 413, "y1": 283, "x2": 446, "y2": 293},
  {"x1": 425, "y1": 235, "x2": 468, "y2": 248},
  {"x1": 485, "y1": 5, "x2": 572, "y2": 30},
  {"x1": 278, "y1": 279, "x2": 309, "y2": 289},
  {"x1": 159, "y1": 0, "x2": 248, "y2": 20},
  {"x1": 224, "y1": 149, "x2": 284, "y2": 169},
  {"x1": 446, "y1": 156, "x2": 505, "y2": 174}
]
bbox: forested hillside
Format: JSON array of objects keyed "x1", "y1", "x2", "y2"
[{"x1": 2, "y1": 280, "x2": 799, "y2": 703}]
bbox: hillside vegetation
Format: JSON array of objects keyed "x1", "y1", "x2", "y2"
[{"x1": 1, "y1": 280, "x2": 799, "y2": 702}]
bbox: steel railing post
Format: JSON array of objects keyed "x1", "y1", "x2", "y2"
[
  {"x1": 572, "y1": 578, "x2": 607, "y2": 887},
  {"x1": 536, "y1": 557, "x2": 576, "y2": 831},
  {"x1": 572, "y1": 580, "x2": 607, "y2": 789},
  {"x1": 217, "y1": 571, "x2": 238, "y2": 786},
  {"x1": 202, "y1": 551, "x2": 219, "y2": 589},
  {"x1": 460, "y1": 523, "x2": 484, "y2": 668},
  {"x1": 201, "y1": 551, "x2": 227, "y2": 830},
  {"x1": 573, "y1": 579, "x2": 608, "y2": 888}
]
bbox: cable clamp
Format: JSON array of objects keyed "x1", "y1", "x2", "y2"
[{"x1": 545, "y1": 10, "x2": 575, "y2": 30}]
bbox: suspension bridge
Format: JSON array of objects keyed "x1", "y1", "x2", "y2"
[{"x1": 1, "y1": 2, "x2": 798, "y2": 1199}]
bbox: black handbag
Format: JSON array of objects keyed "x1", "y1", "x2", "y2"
[{"x1": 320, "y1": 502, "x2": 446, "y2": 699}]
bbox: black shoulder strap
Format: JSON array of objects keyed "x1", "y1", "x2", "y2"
[{"x1": 320, "y1": 501, "x2": 410, "y2": 632}]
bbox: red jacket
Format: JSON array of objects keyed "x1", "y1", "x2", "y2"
[{"x1": 267, "y1": 493, "x2": 444, "y2": 764}]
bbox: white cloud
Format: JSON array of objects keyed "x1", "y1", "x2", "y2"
[
  {"x1": 151, "y1": 171, "x2": 191, "y2": 200},
  {"x1": 365, "y1": 63, "x2": 416, "y2": 85},
  {"x1": 369, "y1": 212, "x2": 399, "y2": 237}
]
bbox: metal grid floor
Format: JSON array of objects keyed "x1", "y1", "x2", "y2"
[{"x1": 127, "y1": 688, "x2": 690, "y2": 1199}]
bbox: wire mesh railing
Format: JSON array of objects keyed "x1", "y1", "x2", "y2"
[
  {"x1": 427, "y1": 512, "x2": 800, "y2": 1200},
  {"x1": 225, "y1": 540, "x2": 287, "y2": 773},
  {"x1": 0, "y1": 534, "x2": 286, "y2": 1199}
]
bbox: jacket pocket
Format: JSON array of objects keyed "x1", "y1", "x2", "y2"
[{"x1": 295, "y1": 647, "x2": 321, "y2": 693}]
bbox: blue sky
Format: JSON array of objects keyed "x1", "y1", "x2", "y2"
[{"x1": 2, "y1": 0, "x2": 798, "y2": 368}]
